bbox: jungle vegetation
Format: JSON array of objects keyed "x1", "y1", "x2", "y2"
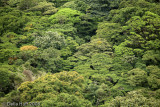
[{"x1": 0, "y1": 0, "x2": 160, "y2": 107}]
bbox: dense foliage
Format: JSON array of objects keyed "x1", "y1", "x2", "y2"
[{"x1": 0, "y1": 0, "x2": 160, "y2": 107}]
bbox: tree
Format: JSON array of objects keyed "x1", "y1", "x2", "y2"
[
  {"x1": 127, "y1": 68, "x2": 148, "y2": 87},
  {"x1": 49, "y1": 8, "x2": 83, "y2": 24},
  {"x1": 17, "y1": 71, "x2": 92, "y2": 106},
  {"x1": 0, "y1": 7, "x2": 29, "y2": 35},
  {"x1": 124, "y1": 11, "x2": 160, "y2": 49},
  {"x1": 142, "y1": 50, "x2": 160, "y2": 65},
  {"x1": 75, "y1": 38, "x2": 113, "y2": 58},
  {"x1": 108, "y1": 7, "x2": 141, "y2": 25},
  {"x1": 0, "y1": 69, "x2": 13, "y2": 94},
  {"x1": 28, "y1": 2, "x2": 58, "y2": 15},
  {"x1": 0, "y1": 66, "x2": 23, "y2": 96},
  {"x1": 84, "y1": 83, "x2": 109, "y2": 106},
  {"x1": 0, "y1": 0, "x2": 9, "y2": 6},
  {"x1": 81, "y1": 0, "x2": 121, "y2": 20},
  {"x1": 61, "y1": 0, "x2": 88, "y2": 13},
  {"x1": 47, "y1": 0, "x2": 73, "y2": 8},
  {"x1": 49, "y1": 23, "x2": 78, "y2": 37},
  {"x1": 147, "y1": 66, "x2": 160, "y2": 90},
  {"x1": 20, "y1": 45, "x2": 37, "y2": 51},
  {"x1": 89, "y1": 53, "x2": 113, "y2": 72},
  {"x1": 18, "y1": 0, "x2": 39, "y2": 10},
  {"x1": 96, "y1": 22, "x2": 123, "y2": 45},
  {"x1": 34, "y1": 47, "x2": 63, "y2": 72},
  {"x1": 108, "y1": 90, "x2": 160, "y2": 107},
  {"x1": 0, "y1": 32, "x2": 19, "y2": 63},
  {"x1": 42, "y1": 93, "x2": 92, "y2": 107},
  {"x1": 33, "y1": 31, "x2": 66, "y2": 49},
  {"x1": 114, "y1": 11, "x2": 160, "y2": 60},
  {"x1": 60, "y1": 37, "x2": 79, "y2": 59},
  {"x1": 74, "y1": 14, "x2": 97, "y2": 41}
]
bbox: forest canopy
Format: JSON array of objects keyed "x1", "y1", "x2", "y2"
[{"x1": 0, "y1": 0, "x2": 160, "y2": 107}]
